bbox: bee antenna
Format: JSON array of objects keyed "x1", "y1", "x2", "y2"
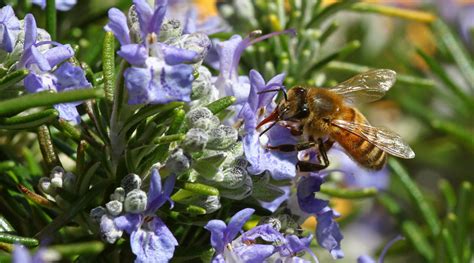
[
  {"x1": 259, "y1": 121, "x2": 278, "y2": 137},
  {"x1": 257, "y1": 84, "x2": 288, "y2": 101}
]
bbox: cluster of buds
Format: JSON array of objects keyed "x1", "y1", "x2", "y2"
[
  {"x1": 38, "y1": 166, "x2": 76, "y2": 204},
  {"x1": 89, "y1": 173, "x2": 145, "y2": 243}
]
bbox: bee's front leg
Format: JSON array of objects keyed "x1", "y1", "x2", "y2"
[
  {"x1": 266, "y1": 141, "x2": 317, "y2": 152},
  {"x1": 296, "y1": 139, "x2": 332, "y2": 172}
]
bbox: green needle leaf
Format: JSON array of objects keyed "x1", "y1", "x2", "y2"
[
  {"x1": 0, "y1": 88, "x2": 105, "y2": 117},
  {"x1": 320, "y1": 185, "x2": 378, "y2": 199},
  {"x1": 182, "y1": 182, "x2": 219, "y2": 196},
  {"x1": 0, "y1": 109, "x2": 58, "y2": 130},
  {"x1": 154, "y1": 134, "x2": 185, "y2": 145},
  {"x1": 48, "y1": 241, "x2": 105, "y2": 257},
  {"x1": 402, "y1": 221, "x2": 434, "y2": 261},
  {"x1": 0, "y1": 233, "x2": 39, "y2": 247},
  {"x1": 46, "y1": 0, "x2": 57, "y2": 40},
  {"x1": 186, "y1": 205, "x2": 207, "y2": 215},
  {"x1": 433, "y1": 19, "x2": 474, "y2": 90},
  {"x1": 205, "y1": 96, "x2": 236, "y2": 114},
  {"x1": 102, "y1": 32, "x2": 115, "y2": 102},
  {"x1": 0, "y1": 161, "x2": 15, "y2": 172},
  {"x1": 389, "y1": 159, "x2": 441, "y2": 236},
  {"x1": 455, "y1": 182, "x2": 472, "y2": 259},
  {"x1": 0, "y1": 69, "x2": 28, "y2": 91}
]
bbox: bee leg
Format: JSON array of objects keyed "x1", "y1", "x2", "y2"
[
  {"x1": 267, "y1": 141, "x2": 317, "y2": 152},
  {"x1": 283, "y1": 124, "x2": 303, "y2": 136},
  {"x1": 317, "y1": 138, "x2": 331, "y2": 168},
  {"x1": 296, "y1": 161, "x2": 327, "y2": 172}
]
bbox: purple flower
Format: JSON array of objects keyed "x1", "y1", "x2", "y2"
[
  {"x1": 17, "y1": 13, "x2": 90, "y2": 124},
  {"x1": 239, "y1": 69, "x2": 298, "y2": 180},
  {"x1": 206, "y1": 208, "x2": 317, "y2": 262},
  {"x1": 113, "y1": 169, "x2": 178, "y2": 263},
  {"x1": 296, "y1": 173, "x2": 344, "y2": 259},
  {"x1": 31, "y1": 0, "x2": 77, "y2": 11},
  {"x1": 104, "y1": 0, "x2": 205, "y2": 105},
  {"x1": 213, "y1": 29, "x2": 296, "y2": 119},
  {"x1": 0, "y1": 5, "x2": 21, "y2": 52},
  {"x1": 12, "y1": 245, "x2": 53, "y2": 263}
]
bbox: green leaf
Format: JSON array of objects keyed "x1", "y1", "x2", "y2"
[
  {"x1": 389, "y1": 159, "x2": 441, "y2": 236},
  {"x1": 0, "y1": 88, "x2": 105, "y2": 117},
  {"x1": 442, "y1": 228, "x2": 459, "y2": 263},
  {"x1": 438, "y1": 179, "x2": 456, "y2": 212},
  {"x1": 205, "y1": 96, "x2": 236, "y2": 114},
  {"x1": 0, "y1": 69, "x2": 28, "y2": 91},
  {"x1": 351, "y1": 2, "x2": 436, "y2": 23},
  {"x1": 186, "y1": 205, "x2": 207, "y2": 215},
  {"x1": 0, "y1": 233, "x2": 38, "y2": 247},
  {"x1": 46, "y1": 0, "x2": 57, "y2": 40},
  {"x1": 154, "y1": 134, "x2": 185, "y2": 145},
  {"x1": 37, "y1": 125, "x2": 61, "y2": 169},
  {"x1": 120, "y1": 102, "x2": 183, "y2": 136},
  {"x1": 102, "y1": 32, "x2": 115, "y2": 103},
  {"x1": 0, "y1": 161, "x2": 15, "y2": 172},
  {"x1": 0, "y1": 109, "x2": 58, "y2": 130},
  {"x1": 308, "y1": 0, "x2": 358, "y2": 28},
  {"x1": 48, "y1": 241, "x2": 105, "y2": 257},
  {"x1": 181, "y1": 182, "x2": 219, "y2": 196},
  {"x1": 433, "y1": 20, "x2": 474, "y2": 90},
  {"x1": 402, "y1": 220, "x2": 434, "y2": 261},
  {"x1": 455, "y1": 182, "x2": 472, "y2": 260},
  {"x1": 320, "y1": 185, "x2": 378, "y2": 199}
]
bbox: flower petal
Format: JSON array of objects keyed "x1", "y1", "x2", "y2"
[
  {"x1": 53, "y1": 62, "x2": 91, "y2": 91},
  {"x1": 105, "y1": 8, "x2": 131, "y2": 46},
  {"x1": 114, "y1": 213, "x2": 141, "y2": 234},
  {"x1": 133, "y1": 0, "x2": 154, "y2": 39},
  {"x1": 241, "y1": 224, "x2": 284, "y2": 243},
  {"x1": 160, "y1": 44, "x2": 198, "y2": 65},
  {"x1": 204, "y1": 219, "x2": 227, "y2": 254},
  {"x1": 234, "y1": 244, "x2": 275, "y2": 262},
  {"x1": 224, "y1": 208, "x2": 255, "y2": 243},
  {"x1": 297, "y1": 174, "x2": 328, "y2": 214},
  {"x1": 54, "y1": 103, "x2": 81, "y2": 124},
  {"x1": 315, "y1": 209, "x2": 344, "y2": 259},
  {"x1": 118, "y1": 44, "x2": 148, "y2": 66},
  {"x1": 130, "y1": 217, "x2": 177, "y2": 263},
  {"x1": 43, "y1": 44, "x2": 74, "y2": 68},
  {"x1": 12, "y1": 245, "x2": 31, "y2": 263}
]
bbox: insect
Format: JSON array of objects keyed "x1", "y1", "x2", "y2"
[{"x1": 256, "y1": 69, "x2": 415, "y2": 171}]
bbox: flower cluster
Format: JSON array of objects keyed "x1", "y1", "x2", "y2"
[
  {"x1": 205, "y1": 208, "x2": 318, "y2": 263},
  {"x1": 91, "y1": 169, "x2": 178, "y2": 262},
  {"x1": 0, "y1": 5, "x2": 91, "y2": 124}
]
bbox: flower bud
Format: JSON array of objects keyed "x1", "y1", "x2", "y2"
[
  {"x1": 128, "y1": 5, "x2": 142, "y2": 43},
  {"x1": 186, "y1": 107, "x2": 212, "y2": 124},
  {"x1": 197, "y1": 195, "x2": 221, "y2": 214},
  {"x1": 106, "y1": 200, "x2": 123, "y2": 216},
  {"x1": 110, "y1": 187, "x2": 126, "y2": 202},
  {"x1": 259, "y1": 216, "x2": 282, "y2": 231},
  {"x1": 124, "y1": 189, "x2": 147, "y2": 214},
  {"x1": 193, "y1": 116, "x2": 220, "y2": 130},
  {"x1": 100, "y1": 215, "x2": 123, "y2": 244},
  {"x1": 207, "y1": 125, "x2": 238, "y2": 150},
  {"x1": 63, "y1": 172, "x2": 76, "y2": 192},
  {"x1": 121, "y1": 173, "x2": 142, "y2": 194},
  {"x1": 182, "y1": 128, "x2": 209, "y2": 152},
  {"x1": 165, "y1": 148, "x2": 191, "y2": 175},
  {"x1": 220, "y1": 166, "x2": 248, "y2": 189},
  {"x1": 50, "y1": 166, "x2": 64, "y2": 188},
  {"x1": 191, "y1": 67, "x2": 214, "y2": 100},
  {"x1": 90, "y1": 206, "x2": 107, "y2": 223},
  {"x1": 220, "y1": 176, "x2": 253, "y2": 200},
  {"x1": 172, "y1": 33, "x2": 211, "y2": 63},
  {"x1": 39, "y1": 177, "x2": 54, "y2": 195},
  {"x1": 159, "y1": 19, "x2": 183, "y2": 42}
]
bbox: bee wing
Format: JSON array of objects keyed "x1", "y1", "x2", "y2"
[
  {"x1": 329, "y1": 69, "x2": 396, "y2": 103},
  {"x1": 332, "y1": 119, "x2": 415, "y2": 159}
]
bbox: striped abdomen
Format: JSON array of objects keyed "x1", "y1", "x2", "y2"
[{"x1": 330, "y1": 107, "x2": 387, "y2": 170}]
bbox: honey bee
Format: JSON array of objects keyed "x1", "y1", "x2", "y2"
[{"x1": 257, "y1": 69, "x2": 415, "y2": 171}]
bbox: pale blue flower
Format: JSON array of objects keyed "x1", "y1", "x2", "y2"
[
  {"x1": 18, "y1": 13, "x2": 90, "y2": 124},
  {"x1": 0, "y1": 5, "x2": 21, "y2": 52},
  {"x1": 357, "y1": 235, "x2": 404, "y2": 263},
  {"x1": 31, "y1": 0, "x2": 77, "y2": 11},
  {"x1": 113, "y1": 169, "x2": 178, "y2": 263},
  {"x1": 104, "y1": 0, "x2": 206, "y2": 105}
]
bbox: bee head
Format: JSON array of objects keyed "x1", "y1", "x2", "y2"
[{"x1": 256, "y1": 86, "x2": 309, "y2": 136}]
